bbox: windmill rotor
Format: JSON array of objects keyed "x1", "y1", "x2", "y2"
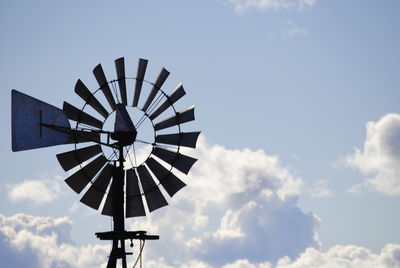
[
  {"x1": 57, "y1": 57, "x2": 199, "y2": 216},
  {"x1": 11, "y1": 57, "x2": 200, "y2": 268}
]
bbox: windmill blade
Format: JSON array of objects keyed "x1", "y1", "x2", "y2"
[
  {"x1": 56, "y1": 144, "x2": 102, "y2": 171},
  {"x1": 154, "y1": 105, "x2": 195, "y2": 131},
  {"x1": 93, "y1": 64, "x2": 116, "y2": 110},
  {"x1": 132, "y1": 58, "x2": 148, "y2": 107},
  {"x1": 126, "y1": 169, "x2": 146, "y2": 217},
  {"x1": 68, "y1": 129, "x2": 100, "y2": 144},
  {"x1": 149, "y1": 83, "x2": 186, "y2": 120},
  {"x1": 101, "y1": 185, "x2": 113, "y2": 216},
  {"x1": 155, "y1": 131, "x2": 200, "y2": 148},
  {"x1": 80, "y1": 164, "x2": 113, "y2": 210},
  {"x1": 75, "y1": 79, "x2": 109, "y2": 118},
  {"x1": 137, "y1": 165, "x2": 168, "y2": 212},
  {"x1": 115, "y1": 57, "x2": 127, "y2": 105},
  {"x1": 65, "y1": 155, "x2": 107, "y2": 194},
  {"x1": 141, "y1": 68, "x2": 170, "y2": 112},
  {"x1": 152, "y1": 147, "x2": 197, "y2": 174},
  {"x1": 102, "y1": 168, "x2": 123, "y2": 217},
  {"x1": 145, "y1": 157, "x2": 186, "y2": 197},
  {"x1": 63, "y1": 102, "x2": 103, "y2": 129}
]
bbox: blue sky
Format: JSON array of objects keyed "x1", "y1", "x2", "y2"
[{"x1": 1, "y1": 0, "x2": 400, "y2": 267}]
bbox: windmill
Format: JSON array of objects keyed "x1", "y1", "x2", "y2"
[{"x1": 11, "y1": 57, "x2": 200, "y2": 267}]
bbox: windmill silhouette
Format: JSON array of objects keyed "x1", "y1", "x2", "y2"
[{"x1": 11, "y1": 57, "x2": 200, "y2": 267}]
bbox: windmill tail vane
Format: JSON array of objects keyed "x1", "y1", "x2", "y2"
[{"x1": 11, "y1": 57, "x2": 200, "y2": 267}]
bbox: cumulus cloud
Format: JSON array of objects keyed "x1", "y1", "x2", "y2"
[
  {"x1": 1, "y1": 212, "x2": 399, "y2": 268},
  {"x1": 2, "y1": 137, "x2": 400, "y2": 267},
  {"x1": 343, "y1": 113, "x2": 400, "y2": 195},
  {"x1": 129, "y1": 136, "x2": 319, "y2": 266},
  {"x1": 224, "y1": 0, "x2": 317, "y2": 13},
  {"x1": 1, "y1": 137, "x2": 320, "y2": 267},
  {"x1": 136, "y1": 244, "x2": 400, "y2": 268},
  {"x1": 275, "y1": 244, "x2": 400, "y2": 268},
  {"x1": 0, "y1": 213, "x2": 108, "y2": 268},
  {"x1": 7, "y1": 177, "x2": 63, "y2": 205}
]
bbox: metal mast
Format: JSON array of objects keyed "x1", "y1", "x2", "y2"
[{"x1": 96, "y1": 105, "x2": 159, "y2": 268}]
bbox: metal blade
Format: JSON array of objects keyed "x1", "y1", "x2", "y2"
[
  {"x1": 149, "y1": 83, "x2": 186, "y2": 120},
  {"x1": 152, "y1": 147, "x2": 197, "y2": 174},
  {"x1": 154, "y1": 105, "x2": 195, "y2": 131},
  {"x1": 115, "y1": 57, "x2": 127, "y2": 105},
  {"x1": 93, "y1": 64, "x2": 116, "y2": 110},
  {"x1": 65, "y1": 155, "x2": 107, "y2": 194},
  {"x1": 132, "y1": 58, "x2": 148, "y2": 107},
  {"x1": 126, "y1": 169, "x2": 146, "y2": 217},
  {"x1": 145, "y1": 157, "x2": 186, "y2": 197},
  {"x1": 141, "y1": 68, "x2": 170, "y2": 112},
  {"x1": 155, "y1": 132, "x2": 200, "y2": 148},
  {"x1": 137, "y1": 165, "x2": 168, "y2": 212},
  {"x1": 63, "y1": 102, "x2": 103, "y2": 129},
  {"x1": 80, "y1": 164, "x2": 113, "y2": 210},
  {"x1": 56, "y1": 144, "x2": 102, "y2": 171},
  {"x1": 75, "y1": 79, "x2": 109, "y2": 118},
  {"x1": 68, "y1": 129, "x2": 100, "y2": 144},
  {"x1": 101, "y1": 185, "x2": 113, "y2": 216}
]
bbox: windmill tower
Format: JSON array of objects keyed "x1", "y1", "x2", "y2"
[{"x1": 11, "y1": 57, "x2": 200, "y2": 267}]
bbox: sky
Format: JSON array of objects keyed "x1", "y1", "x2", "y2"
[{"x1": 1, "y1": 0, "x2": 400, "y2": 267}]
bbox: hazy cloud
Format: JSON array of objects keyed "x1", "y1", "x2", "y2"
[
  {"x1": 284, "y1": 20, "x2": 309, "y2": 37},
  {"x1": 309, "y1": 180, "x2": 331, "y2": 198},
  {"x1": 7, "y1": 177, "x2": 63, "y2": 205},
  {"x1": 343, "y1": 113, "x2": 400, "y2": 195},
  {"x1": 223, "y1": 260, "x2": 272, "y2": 268},
  {"x1": 224, "y1": 0, "x2": 317, "y2": 13}
]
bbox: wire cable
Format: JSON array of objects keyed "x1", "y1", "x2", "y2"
[{"x1": 132, "y1": 239, "x2": 145, "y2": 268}]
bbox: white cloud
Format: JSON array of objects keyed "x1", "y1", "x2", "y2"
[
  {"x1": 0, "y1": 213, "x2": 109, "y2": 268},
  {"x1": 1, "y1": 136, "x2": 400, "y2": 267},
  {"x1": 343, "y1": 113, "x2": 400, "y2": 195},
  {"x1": 224, "y1": 0, "x2": 317, "y2": 13},
  {"x1": 7, "y1": 176, "x2": 64, "y2": 205},
  {"x1": 1, "y1": 212, "x2": 399, "y2": 268},
  {"x1": 128, "y1": 136, "x2": 319, "y2": 266},
  {"x1": 183, "y1": 136, "x2": 303, "y2": 203},
  {"x1": 275, "y1": 244, "x2": 400, "y2": 268},
  {"x1": 132, "y1": 244, "x2": 400, "y2": 268},
  {"x1": 6, "y1": 135, "x2": 399, "y2": 268}
]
